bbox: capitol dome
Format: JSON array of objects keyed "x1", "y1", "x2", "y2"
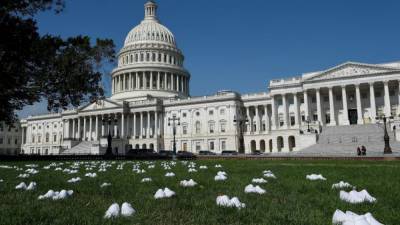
[{"x1": 111, "y1": 1, "x2": 190, "y2": 101}]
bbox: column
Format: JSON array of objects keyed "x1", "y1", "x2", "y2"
[
  {"x1": 121, "y1": 114, "x2": 125, "y2": 138},
  {"x1": 140, "y1": 112, "x2": 144, "y2": 138},
  {"x1": 397, "y1": 80, "x2": 400, "y2": 115},
  {"x1": 136, "y1": 72, "x2": 139, "y2": 89},
  {"x1": 264, "y1": 105, "x2": 270, "y2": 132},
  {"x1": 255, "y1": 106, "x2": 259, "y2": 132},
  {"x1": 328, "y1": 87, "x2": 336, "y2": 125},
  {"x1": 72, "y1": 119, "x2": 76, "y2": 140},
  {"x1": 246, "y1": 107, "x2": 251, "y2": 132},
  {"x1": 95, "y1": 115, "x2": 98, "y2": 140},
  {"x1": 369, "y1": 82, "x2": 376, "y2": 123},
  {"x1": 146, "y1": 112, "x2": 150, "y2": 138},
  {"x1": 383, "y1": 81, "x2": 391, "y2": 117},
  {"x1": 355, "y1": 84, "x2": 363, "y2": 124},
  {"x1": 316, "y1": 88, "x2": 323, "y2": 125},
  {"x1": 114, "y1": 114, "x2": 118, "y2": 138},
  {"x1": 170, "y1": 74, "x2": 174, "y2": 90},
  {"x1": 282, "y1": 94, "x2": 288, "y2": 129},
  {"x1": 293, "y1": 93, "x2": 300, "y2": 127},
  {"x1": 77, "y1": 117, "x2": 81, "y2": 140},
  {"x1": 164, "y1": 73, "x2": 168, "y2": 90},
  {"x1": 157, "y1": 72, "x2": 161, "y2": 89},
  {"x1": 83, "y1": 116, "x2": 86, "y2": 140},
  {"x1": 143, "y1": 72, "x2": 147, "y2": 89},
  {"x1": 150, "y1": 71, "x2": 153, "y2": 89},
  {"x1": 303, "y1": 90, "x2": 310, "y2": 121},
  {"x1": 101, "y1": 115, "x2": 105, "y2": 137},
  {"x1": 271, "y1": 96, "x2": 277, "y2": 130},
  {"x1": 176, "y1": 75, "x2": 179, "y2": 92},
  {"x1": 21, "y1": 127, "x2": 25, "y2": 145},
  {"x1": 341, "y1": 85, "x2": 350, "y2": 125},
  {"x1": 133, "y1": 113, "x2": 137, "y2": 138},
  {"x1": 89, "y1": 116, "x2": 92, "y2": 140},
  {"x1": 155, "y1": 111, "x2": 158, "y2": 137}
]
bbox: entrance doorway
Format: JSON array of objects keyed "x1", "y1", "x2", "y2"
[{"x1": 348, "y1": 109, "x2": 358, "y2": 125}]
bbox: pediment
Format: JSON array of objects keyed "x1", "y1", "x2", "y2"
[
  {"x1": 305, "y1": 62, "x2": 399, "y2": 81},
  {"x1": 79, "y1": 99, "x2": 122, "y2": 112}
]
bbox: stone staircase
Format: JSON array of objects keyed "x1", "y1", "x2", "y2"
[
  {"x1": 293, "y1": 124, "x2": 400, "y2": 156},
  {"x1": 61, "y1": 141, "x2": 96, "y2": 155}
]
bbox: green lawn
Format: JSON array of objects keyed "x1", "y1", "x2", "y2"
[{"x1": 0, "y1": 160, "x2": 399, "y2": 225}]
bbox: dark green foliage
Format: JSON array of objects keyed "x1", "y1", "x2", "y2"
[{"x1": 0, "y1": 0, "x2": 115, "y2": 124}]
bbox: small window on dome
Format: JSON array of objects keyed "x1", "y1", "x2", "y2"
[
  {"x1": 135, "y1": 54, "x2": 138, "y2": 62},
  {"x1": 158, "y1": 53, "x2": 161, "y2": 62},
  {"x1": 152, "y1": 53, "x2": 156, "y2": 62},
  {"x1": 130, "y1": 55, "x2": 133, "y2": 63},
  {"x1": 140, "y1": 53, "x2": 144, "y2": 62}
]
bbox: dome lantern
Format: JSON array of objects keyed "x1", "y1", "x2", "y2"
[{"x1": 144, "y1": 1, "x2": 158, "y2": 21}]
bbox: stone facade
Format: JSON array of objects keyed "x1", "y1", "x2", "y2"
[
  {"x1": 20, "y1": 1, "x2": 400, "y2": 155},
  {"x1": 0, "y1": 121, "x2": 22, "y2": 155}
]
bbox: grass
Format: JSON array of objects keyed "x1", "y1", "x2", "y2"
[{"x1": 0, "y1": 160, "x2": 400, "y2": 225}]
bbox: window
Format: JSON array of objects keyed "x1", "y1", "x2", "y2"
[
  {"x1": 14, "y1": 138, "x2": 18, "y2": 145},
  {"x1": 32, "y1": 135, "x2": 35, "y2": 143},
  {"x1": 290, "y1": 116, "x2": 295, "y2": 126},
  {"x1": 209, "y1": 110, "x2": 214, "y2": 115},
  {"x1": 311, "y1": 97, "x2": 316, "y2": 103},
  {"x1": 220, "y1": 109, "x2": 225, "y2": 115},
  {"x1": 38, "y1": 135, "x2": 41, "y2": 143},
  {"x1": 389, "y1": 90, "x2": 395, "y2": 96},
  {"x1": 221, "y1": 141, "x2": 226, "y2": 151},
  {"x1": 209, "y1": 141, "x2": 214, "y2": 150},
  {"x1": 301, "y1": 115, "x2": 305, "y2": 122},
  {"x1": 195, "y1": 142, "x2": 201, "y2": 151},
  {"x1": 0, "y1": 138, "x2": 3, "y2": 144},
  {"x1": 300, "y1": 98, "x2": 304, "y2": 104},
  {"x1": 220, "y1": 122, "x2": 226, "y2": 133},
  {"x1": 325, "y1": 114, "x2": 330, "y2": 124},
  {"x1": 362, "y1": 93, "x2": 368, "y2": 99},
  {"x1": 196, "y1": 111, "x2": 200, "y2": 116},
  {"x1": 182, "y1": 113, "x2": 187, "y2": 118},
  {"x1": 182, "y1": 125, "x2": 187, "y2": 135},
  {"x1": 312, "y1": 114, "x2": 318, "y2": 122},
  {"x1": 375, "y1": 92, "x2": 381, "y2": 97},
  {"x1": 209, "y1": 122, "x2": 215, "y2": 134},
  {"x1": 45, "y1": 133, "x2": 49, "y2": 143},
  {"x1": 7, "y1": 138, "x2": 11, "y2": 144},
  {"x1": 0, "y1": 124, "x2": 3, "y2": 132},
  {"x1": 336, "y1": 95, "x2": 342, "y2": 101},
  {"x1": 323, "y1": 96, "x2": 329, "y2": 102},
  {"x1": 195, "y1": 121, "x2": 201, "y2": 134},
  {"x1": 53, "y1": 134, "x2": 57, "y2": 142}
]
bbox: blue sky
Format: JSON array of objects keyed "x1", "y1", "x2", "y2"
[{"x1": 18, "y1": 0, "x2": 400, "y2": 117}]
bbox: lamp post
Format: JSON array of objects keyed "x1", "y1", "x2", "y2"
[
  {"x1": 377, "y1": 115, "x2": 393, "y2": 154},
  {"x1": 168, "y1": 115, "x2": 180, "y2": 160},
  {"x1": 233, "y1": 113, "x2": 248, "y2": 154},
  {"x1": 103, "y1": 116, "x2": 113, "y2": 157}
]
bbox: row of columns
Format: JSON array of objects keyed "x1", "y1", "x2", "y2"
[
  {"x1": 112, "y1": 71, "x2": 189, "y2": 95},
  {"x1": 272, "y1": 80, "x2": 398, "y2": 129},
  {"x1": 245, "y1": 105, "x2": 270, "y2": 133},
  {"x1": 64, "y1": 111, "x2": 163, "y2": 141}
]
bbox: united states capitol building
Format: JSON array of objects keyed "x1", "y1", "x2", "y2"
[{"x1": 19, "y1": 1, "x2": 400, "y2": 156}]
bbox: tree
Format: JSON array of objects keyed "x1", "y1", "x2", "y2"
[{"x1": 0, "y1": 0, "x2": 115, "y2": 125}]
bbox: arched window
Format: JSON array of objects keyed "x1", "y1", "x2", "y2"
[
  {"x1": 45, "y1": 133, "x2": 49, "y2": 143},
  {"x1": 135, "y1": 54, "x2": 138, "y2": 62},
  {"x1": 195, "y1": 121, "x2": 201, "y2": 134}
]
